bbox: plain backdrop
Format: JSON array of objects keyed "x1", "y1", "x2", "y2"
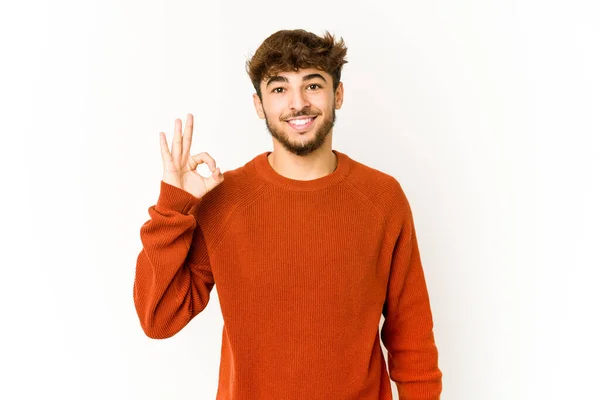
[{"x1": 1, "y1": 0, "x2": 598, "y2": 399}]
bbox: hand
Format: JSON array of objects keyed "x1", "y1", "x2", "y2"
[{"x1": 159, "y1": 113, "x2": 224, "y2": 199}]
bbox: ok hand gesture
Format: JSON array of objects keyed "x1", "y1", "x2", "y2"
[{"x1": 160, "y1": 113, "x2": 224, "y2": 199}]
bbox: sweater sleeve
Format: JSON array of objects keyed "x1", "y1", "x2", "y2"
[
  {"x1": 133, "y1": 180, "x2": 215, "y2": 339},
  {"x1": 380, "y1": 210, "x2": 443, "y2": 399}
]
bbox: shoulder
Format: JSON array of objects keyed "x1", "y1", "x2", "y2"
[
  {"x1": 191, "y1": 155, "x2": 264, "y2": 228},
  {"x1": 343, "y1": 154, "x2": 413, "y2": 221}
]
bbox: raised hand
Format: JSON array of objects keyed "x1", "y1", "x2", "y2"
[{"x1": 160, "y1": 113, "x2": 224, "y2": 199}]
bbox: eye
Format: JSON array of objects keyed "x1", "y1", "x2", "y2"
[
  {"x1": 271, "y1": 87, "x2": 285, "y2": 94},
  {"x1": 308, "y1": 84, "x2": 322, "y2": 90}
]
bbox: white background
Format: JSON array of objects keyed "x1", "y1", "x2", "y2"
[{"x1": 1, "y1": 0, "x2": 598, "y2": 399}]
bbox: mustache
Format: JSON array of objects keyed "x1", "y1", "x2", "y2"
[{"x1": 280, "y1": 110, "x2": 321, "y2": 121}]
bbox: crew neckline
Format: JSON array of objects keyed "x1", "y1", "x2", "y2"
[{"x1": 253, "y1": 149, "x2": 351, "y2": 191}]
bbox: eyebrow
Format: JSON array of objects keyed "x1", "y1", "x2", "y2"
[{"x1": 266, "y1": 73, "x2": 328, "y2": 87}]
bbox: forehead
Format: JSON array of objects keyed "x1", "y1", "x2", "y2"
[{"x1": 263, "y1": 68, "x2": 331, "y2": 84}]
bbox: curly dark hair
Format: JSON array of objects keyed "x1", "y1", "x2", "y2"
[{"x1": 246, "y1": 29, "x2": 348, "y2": 100}]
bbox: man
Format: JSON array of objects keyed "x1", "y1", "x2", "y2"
[{"x1": 134, "y1": 29, "x2": 442, "y2": 400}]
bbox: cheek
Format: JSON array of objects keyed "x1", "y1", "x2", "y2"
[
  {"x1": 262, "y1": 109, "x2": 282, "y2": 124},
  {"x1": 265, "y1": 107, "x2": 288, "y2": 122},
  {"x1": 313, "y1": 95, "x2": 334, "y2": 110}
]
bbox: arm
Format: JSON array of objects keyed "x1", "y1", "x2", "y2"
[
  {"x1": 381, "y1": 210, "x2": 443, "y2": 399},
  {"x1": 133, "y1": 180, "x2": 215, "y2": 339}
]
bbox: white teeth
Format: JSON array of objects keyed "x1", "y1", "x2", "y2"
[{"x1": 289, "y1": 118, "x2": 312, "y2": 125}]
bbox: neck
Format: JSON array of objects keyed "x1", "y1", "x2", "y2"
[{"x1": 268, "y1": 143, "x2": 338, "y2": 181}]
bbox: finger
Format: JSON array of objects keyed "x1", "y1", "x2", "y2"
[
  {"x1": 190, "y1": 152, "x2": 217, "y2": 172},
  {"x1": 181, "y1": 113, "x2": 193, "y2": 163},
  {"x1": 203, "y1": 167, "x2": 225, "y2": 191},
  {"x1": 171, "y1": 118, "x2": 183, "y2": 166},
  {"x1": 159, "y1": 132, "x2": 174, "y2": 168}
]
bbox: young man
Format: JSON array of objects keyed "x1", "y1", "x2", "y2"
[{"x1": 134, "y1": 29, "x2": 442, "y2": 399}]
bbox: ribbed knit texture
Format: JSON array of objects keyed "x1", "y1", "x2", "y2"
[{"x1": 133, "y1": 149, "x2": 442, "y2": 400}]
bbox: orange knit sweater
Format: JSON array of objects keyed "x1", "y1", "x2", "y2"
[{"x1": 133, "y1": 149, "x2": 442, "y2": 399}]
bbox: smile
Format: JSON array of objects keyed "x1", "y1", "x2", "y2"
[{"x1": 286, "y1": 116, "x2": 316, "y2": 131}]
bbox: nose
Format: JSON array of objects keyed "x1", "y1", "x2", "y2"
[{"x1": 289, "y1": 88, "x2": 310, "y2": 111}]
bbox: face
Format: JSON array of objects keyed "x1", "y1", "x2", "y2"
[{"x1": 253, "y1": 68, "x2": 344, "y2": 156}]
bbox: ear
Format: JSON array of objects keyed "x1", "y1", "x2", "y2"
[
  {"x1": 253, "y1": 93, "x2": 266, "y2": 119},
  {"x1": 334, "y1": 81, "x2": 344, "y2": 110}
]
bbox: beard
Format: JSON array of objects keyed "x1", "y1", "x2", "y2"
[{"x1": 263, "y1": 105, "x2": 336, "y2": 157}]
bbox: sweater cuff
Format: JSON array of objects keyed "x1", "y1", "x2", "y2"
[{"x1": 155, "y1": 180, "x2": 203, "y2": 214}]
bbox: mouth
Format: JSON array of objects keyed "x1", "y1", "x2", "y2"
[{"x1": 286, "y1": 116, "x2": 317, "y2": 132}]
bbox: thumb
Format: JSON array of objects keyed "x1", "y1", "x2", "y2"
[{"x1": 203, "y1": 167, "x2": 224, "y2": 192}]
